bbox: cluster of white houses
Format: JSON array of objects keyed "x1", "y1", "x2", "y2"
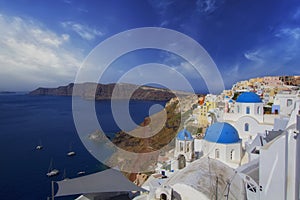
[{"x1": 135, "y1": 89, "x2": 300, "y2": 200}]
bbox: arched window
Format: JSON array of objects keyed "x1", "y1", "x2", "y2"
[
  {"x1": 215, "y1": 149, "x2": 220, "y2": 159},
  {"x1": 230, "y1": 149, "x2": 235, "y2": 160},
  {"x1": 287, "y1": 99, "x2": 293, "y2": 107},
  {"x1": 245, "y1": 123, "x2": 249, "y2": 132},
  {"x1": 246, "y1": 106, "x2": 250, "y2": 114},
  {"x1": 257, "y1": 106, "x2": 260, "y2": 114},
  {"x1": 186, "y1": 143, "x2": 190, "y2": 152},
  {"x1": 160, "y1": 193, "x2": 167, "y2": 200},
  {"x1": 180, "y1": 142, "x2": 183, "y2": 151}
]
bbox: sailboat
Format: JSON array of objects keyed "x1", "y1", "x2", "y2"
[
  {"x1": 67, "y1": 142, "x2": 76, "y2": 156},
  {"x1": 36, "y1": 140, "x2": 43, "y2": 150},
  {"x1": 77, "y1": 171, "x2": 86, "y2": 176},
  {"x1": 62, "y1": 169, "x2": 69, "y2": 181},
  {"x1": 46, "y1": 159, "x2": 59, "y2": 177}
]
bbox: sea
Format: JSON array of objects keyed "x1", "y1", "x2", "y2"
[{"x1": 0, "y1": 93, "x2": 167, "y2": 200}]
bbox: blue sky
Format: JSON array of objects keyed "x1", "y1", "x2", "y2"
[{"x1": 0, "y1": 0, "x2": 299, "y2": 92}]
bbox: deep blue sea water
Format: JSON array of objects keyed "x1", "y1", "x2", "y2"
[{"x1": 0, "y1": 94, "x2": 166, "y2": 200}]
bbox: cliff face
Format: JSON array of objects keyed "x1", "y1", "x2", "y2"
[
  {"x1": 106, "y1": 95, "x2": 200, "y2": 173},
  {"x1": 106, "y1": 98, "x2": 181, "y2": 173},
  {"x1": 111, "y1": 95, "x2": 199, "y2": 153},
  {"x1": 29, "y1": 83, "x2": 177, "y2": 101}
]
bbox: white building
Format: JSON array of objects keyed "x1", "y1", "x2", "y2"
[
  {"x1": 272, "y1": 90, "x2": 300, "y2": 116},
  {"x1": 172, "y1": 129, "x2": 194, "y2": 170},
  {"x1": 238, "y1": 100, "x2": 300, "y2": 200},
  {"x1": 223, "y1": 92, "x2": 274, "y2": 142},
  {"x1": 195, "y1": 122, "x2": 243, "y2": 168}
]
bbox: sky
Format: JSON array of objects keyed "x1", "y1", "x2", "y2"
[{"x1": 0, "y1": 0, "x2": 299, "y2": 92}]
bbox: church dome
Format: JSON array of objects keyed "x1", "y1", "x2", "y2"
[
  {"x1": 177, "y1": 129, "x2": 193, "y2": 141},
  {"x1": 236, "y1": 92, "x2": 262, "y2": 103},
  {"x1": 204, "y1": 122, "x2": 240, "y2": 144}
]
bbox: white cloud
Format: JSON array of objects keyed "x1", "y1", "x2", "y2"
[
  {"x1": 276, "y1": 27, "x2": 300, "y2": 40},
  {"x1": 160, "y1": 52, "x2": 224, "y2": 89},
  {"x1": 160, "y1": 20, "x2": 169, "y2": 27},
  {"x1": 161, "y1": 52, "x2": 205, "y2": 80},
  {"x1": 240, "y1": 26, "x2": 300, "y2": 78},
  {"x1": 63, "y1": 0, "x2": 72, "y2": 4},
  {"x1": 244, "y1": 50, "x2": 263, "y2": 63},
  {"x1": 148, "y1": 0, "x2": 174, "y2": 16},
  {"x1": 61, "y1": 21, "x2": 104, "y2": 40},
  {"x1": 196, "y1": 0, "x2": 224, "y2": 15},
  {"x1": 0, "y1": 13, "x2": 83, "y2": 90}
]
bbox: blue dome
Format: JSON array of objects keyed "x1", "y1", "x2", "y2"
[
  {"x1": 236, "y1": 92, "x2": 262, "y2": 103},
  {"x1": 204, "y1": 122, "x2": 240, "y2": 144},
  {"x1": 177, "y1": 129, "x2": 193, "y2": 141}
]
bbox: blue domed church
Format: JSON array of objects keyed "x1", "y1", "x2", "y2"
[
  {"x1": 172, "y1": 123, "x2": 243, "y2": 170},
  {"x1": 223, "y1": 92, "x2": 273, "y2": 143},
  {"x1": 173, "y1": 129, "x2": 194, "y2": 170},
  {"x1": 201, "y1": 122, "x2": 242, "y2": 168}
]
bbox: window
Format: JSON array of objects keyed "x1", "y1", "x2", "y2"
[
  {"x1": 237, "y1": 105, "x2": 240, "y2": 113},
  {"x1": 245, "y1": 123, "x2": 249, "y2": 132},
  {"x1": 186, "y1": 143, "x2": 190, "y2": 152},
  {"x1": 247, "y1": 183, "x2": 257, "y2": 193},
  {"x1": 230, "y1": 150, "x2": 235, "y2": 160},
  {"x1": 215, "y1": 149, "x2": 220, "y2": 159},
  {"x1": 257, "y1": 106, "x2": 260, "y2": 114},
  {"x1": 160, "y1": 193, "x2": 167, "y2": 200},
  {"x1": 287, "y1": 99, "x2": 293, "y2": 107},
  {"x1": 246, "y1": 106, "x2": 250, "y2": 114},
  {"x1": 180, "y1": 142, "x2": 183, "y2": 151}
]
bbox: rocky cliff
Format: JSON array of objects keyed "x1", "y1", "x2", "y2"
[
  {"x1": 106, "y1": 95, "x2": 201, "y2": 173},
  {"x1": 29, "y1": 82, "x2": 185, "y2": 101}
]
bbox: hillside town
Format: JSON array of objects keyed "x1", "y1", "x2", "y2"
[
  {"x1": 56, "y1": 75, "x2": 300, "y2": 200},
  {"x1": 131, "y1": 75, "x2": 300, "y2": 200}
]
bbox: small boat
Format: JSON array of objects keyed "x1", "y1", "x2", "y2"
[
  {"x1": 77, "y1": 171, "x2": 86, "y2": 175},
  {"x1": 47, "y1": 169, "x2": 59, "y2": 177},
  {"x1": 36, "y1": 140, "x2": 43, "y2": 150},
  {"x1": 67, "y1": 142, "x2": 76, "y2": 156},
  {"x1": 47, "y1": 159, "x2": 59, "y2": 177},
  {"x1": 36, "y1": 145, "x2": 43, "y2": 150},
  {"x1": 67, "y1": 151, "x2": 76, "y2": 156}
]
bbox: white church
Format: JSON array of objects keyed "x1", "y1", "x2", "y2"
[
  {"x1": 171, "y1": 121, "x2": 244, "y2": 171},
  {"x1": 172, "y1": 129, "x2": 194, "y2": 170},
  {"x1": 222, "y1": 92, "x2": 275, "y2": 143},
  {"x1": 197, "y1": 122, "x2": 243, "y2": 168}
]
